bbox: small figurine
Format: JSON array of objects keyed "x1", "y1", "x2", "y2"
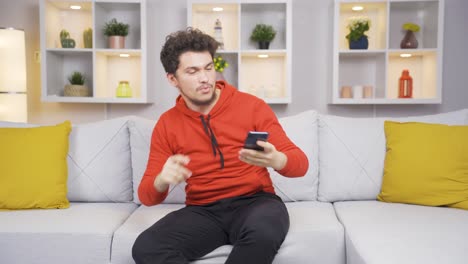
[{"x1": 213, "y1": 19, "x2": 224, "y2": 50}]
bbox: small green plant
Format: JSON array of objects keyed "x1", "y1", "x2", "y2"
[
  {"x1": 402, "y1": 23, "x2": 420, "y2": 32},
  {"x1": 83, "y1": 28, "x2": 93, "y2": 48},
  {"x1": 103, "y1": 18, "x2": 129, "y2": 37},
  {"x1": 68, "y1": 71, "x2": 86, "y2": 85},
  {"x1": 60, "y1": 29, "x2": 70, "y2": 40},
  {"x1": 213, "y1": 55, "x2": 229, "y2": 72},
  {"x1": 346, "y1": 17, "x2": 371, "y2": 42},
  {"x1": 250, "y1": 24, "x2": 276, "y2": 42}
]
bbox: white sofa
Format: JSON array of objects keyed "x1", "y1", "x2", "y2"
[{"x1": 1, "y1": 109, "x2": 468, "y2": 264}]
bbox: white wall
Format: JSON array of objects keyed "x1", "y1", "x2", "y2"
[{"x1": 0, "y1": 0, "x2": 467, "y2": 124}]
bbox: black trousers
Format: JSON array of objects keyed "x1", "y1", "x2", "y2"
[{"x1": 132, "y1": 191, "x2": 290, "y2": 264}]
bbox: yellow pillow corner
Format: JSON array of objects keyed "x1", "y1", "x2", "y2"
[
  {"x1": 378, "y1": 121, "x2": 468, "y2": 210},
  {"x1": 0, "y1": 120, "x2": 72, "y2": 210}
]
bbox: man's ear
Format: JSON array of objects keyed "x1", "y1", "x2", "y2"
[{"x1": 166, "y1": 73, "x2": 178, "y2": 87}]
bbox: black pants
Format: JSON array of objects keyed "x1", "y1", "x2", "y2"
[{"x1": 132, "y1": 191, "x2": 289, "y2": 264}]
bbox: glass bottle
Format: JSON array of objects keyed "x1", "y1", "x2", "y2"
[{"x1": 116, "y1": 81, "x2": 132, "y2": 98}]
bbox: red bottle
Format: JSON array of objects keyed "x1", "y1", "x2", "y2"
[{"x1": 398, "y1": 69, "x2": 413, "y2": 98}]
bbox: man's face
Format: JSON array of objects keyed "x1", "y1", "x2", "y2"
[{"x1": 167, "y1": 51, "x2": 217, "y2": 108}]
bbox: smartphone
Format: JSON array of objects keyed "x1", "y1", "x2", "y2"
[{"x1": 243, "y1": 131, "x2": 269, "y2": 151}]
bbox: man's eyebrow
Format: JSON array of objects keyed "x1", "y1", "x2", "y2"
[{"x1": 184, "y1": 62, "x2": 214, "y2": 71}]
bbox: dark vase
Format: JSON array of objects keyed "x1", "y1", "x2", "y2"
[
  {"x1": 349, "y1": 36, "x2": 368, "y2": 50},
  {"x1": 258, "y1": 41, "x2": 270, "y2": 49},
  {"x1": 400, "y1": 30, "x2": 418, "y2": 49}
]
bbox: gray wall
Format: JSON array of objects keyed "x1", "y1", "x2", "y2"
[{"x1": 1, "y1": 0, "x2": 467, "y2": 124}]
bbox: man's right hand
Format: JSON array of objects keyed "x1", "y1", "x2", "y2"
[{"x1": 154, "y1": 155, "x2": 192, "y2": 193}]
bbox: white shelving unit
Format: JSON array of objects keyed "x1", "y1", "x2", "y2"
[
  {"x1": 40, "y1": 0, "x2": 152, "y2": 103},
  {"x1": 332, "y1": 0, "x2": 444, "y2": 104},
  {"x1": 188, "y1": 0, "x2": 292, "y2": 104}
]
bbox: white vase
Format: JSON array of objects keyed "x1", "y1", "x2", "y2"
[{"x1": 353, "y1": 85, "x2": 363, "y2": 99}]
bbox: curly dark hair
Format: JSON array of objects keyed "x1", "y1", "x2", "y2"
[{"x1": 160, "y1": 27, "x2": 219, "y2": 75}]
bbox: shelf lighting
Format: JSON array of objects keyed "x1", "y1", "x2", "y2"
[
  {"x1": 400, "y1": 53, "x2": 412, "y2": 58},
  {"x1": 352, "y1": 6, "x2": 364, "y2": 11},
  {"x1": 257, "y1": 54, "x2": 269, "y2": 58},
  {"x1": 119, "y1": 53, "x2": 130, "y2": 58},
  {"x1": 0, "y1": 27, "x2": 27, "y2": 122},
  {"x1": 70, "y1": 5, "x2": 81, "y2": 10},
  {"x1": 212, "y1": 7, "x2": 223, "y2": 12}
]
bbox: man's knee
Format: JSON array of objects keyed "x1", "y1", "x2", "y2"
[
  {"x1": 132, "y1": 230, "x2": 187, "y2": 264},
  {"x1": 132, "y1": 232, "x2": 150, "y2": 263}
]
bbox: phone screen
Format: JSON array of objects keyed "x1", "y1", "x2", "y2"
[{"x1": 244, "y1": 131, "x2": 269, "y2": 151}]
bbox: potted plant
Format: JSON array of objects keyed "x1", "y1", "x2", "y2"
[
  {"x1": 64, "y1": 71, "x2": 89, "y2": 97},
  {"x1": 400, "y1": 22, "x2": 420, "y2": 49},
  {"x1": 213, "y1": 55, "x2": 229, "y2": 81},
  {"x1": 60, "y1": 29, "x2": 75, "y2": 48},
  {"x1": 103, "y1": 18, "x2": 129, "y2": 49},
  {"x1": 250, "y1": 24, "x2": 276, "y2": 49},
  {"x1": 346, "y1": 17, "x2": 370, "y2": 49},
  {"x1": 83, "y1": 28, "x2": 92, "y2": 48}
]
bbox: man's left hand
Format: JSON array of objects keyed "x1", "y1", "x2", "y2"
[{"x1": 239, "y1": 140, "x2": 287, "y2": 171}]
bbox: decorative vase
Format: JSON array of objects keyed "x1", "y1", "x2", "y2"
[
  {"x1": 349, "y1": 36, "x2": 368, "y2": 50},
  {"x1": 64, "y1": 84, "x2": 89, "y2": 97},
  {"x1": 363, "y1": 85, "x2": 374, "y2": 98},
  {"x1": 340, "y1": 86, "x2": 352, "y2": 98},
  {"x1": 61, "y1": 38, "x2": 76, "y2": 48},
  {"x1": 108, "y1": 36, "x2": 125, "y2": 49},
  {"x1": 400, "y1": 30, "x2": 418, "y2": 49},
  {"x1": 116, "y1": 81, "x2": 132, "y2": 97},
  {"x1": 258, "y1": 41, "x2": 270, "y2": 49}
]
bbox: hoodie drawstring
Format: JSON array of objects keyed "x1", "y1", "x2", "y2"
[{"x1": 199, "y1": 115, "x2": 225, "y2": 169}]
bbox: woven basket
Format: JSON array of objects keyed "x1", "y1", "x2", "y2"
[{"x1": 64, "y1": 85, "x2": 90, "y2": 97}]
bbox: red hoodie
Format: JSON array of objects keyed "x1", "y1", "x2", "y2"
[{"x1": 138, "y1": 81, "x2": 309, "y2": 206}]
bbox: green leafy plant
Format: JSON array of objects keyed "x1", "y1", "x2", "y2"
[
  {"x1": 83, "y1": 28, "x2": 93, "y2": 48},
  {"x1": 213, "y1": 55, "x2": 229, "y2": 72},
  {"x1": 68, "y1": 71, "x2": 86, "y2": 85},
  {"x1": 250, "y1": 24, "x2": 276, "y2": 42},
  {"x1": 346, "y1": 17, "x2": 371, "y2": 42},
  {"x1": 60, "y1": 29, "x2": 70, "y2": 40},
  {"x1": 402, "y1": 23, "x2": 420, "y2": 32},
  {"x1": 103, "y1": 18, "x2": 129, "y2": 37}
]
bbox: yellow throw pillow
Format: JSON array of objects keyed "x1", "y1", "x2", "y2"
[
  {"x1": 377, "y1": 121, "x2": 468, "y2": 210},
  {"x1": 0, "y1": 121, "x2": 72, "y2": 210}
]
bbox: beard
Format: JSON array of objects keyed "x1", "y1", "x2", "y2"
[{"x1": 180, "y1": 85, "x2": 218, "y2": 106}]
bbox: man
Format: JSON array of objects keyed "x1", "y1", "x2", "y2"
[{"x1": 132, "y1": 28, "x2": 309, "y2": 264}]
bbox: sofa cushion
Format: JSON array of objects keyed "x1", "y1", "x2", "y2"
[
  {"x1": 318, "y1": 109, "x2": 468, "y2": 202},
  {"x1": 0, "y1": 202, "x2": 137, "y2": 264},
  {"x1": 128, "y1": 116, "x2": 187, "y2": 204},
  {"x1": 0, "y1": 121, "x2": 71, "y2": 210},
  {"x1": 378, "y1": 121, "x2": 468, "y2": 209},
  {"x1": 129, "y1": 110, "x2": 319, "y2": 204},
  {"x1": 0, "y1": 118, "x2": 133, "y2": 202},
  {"x1": 267, "y1": 110, "x2": 319, "y2": 201},
  {"x1": 111, "y1": 201, "x2": 344, "y2": 264},
  {"x1": 66, "y1": 117, "x2": 133, "y2": 202},
  {"x1": 334, "y1": 201, "x2": 468, "y2": 264}
]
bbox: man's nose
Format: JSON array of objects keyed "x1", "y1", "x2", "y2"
[{"x1": 199, "y1": 70, "x2": 209, "y2": 82}]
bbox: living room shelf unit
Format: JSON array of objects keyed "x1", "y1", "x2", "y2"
[
  {"x1": 40, "y1": 0, "x2": 153, "y2": 103},
  {"x1": 187, "y1": 0, "x2": 292, "y2": 104},
  {"x1": 332, "y1": 0, "x2": 444, "y2": 104}
]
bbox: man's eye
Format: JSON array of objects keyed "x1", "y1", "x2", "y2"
[{"x1": 187, "y1": 70, "x2": 196, "y2": 74}]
